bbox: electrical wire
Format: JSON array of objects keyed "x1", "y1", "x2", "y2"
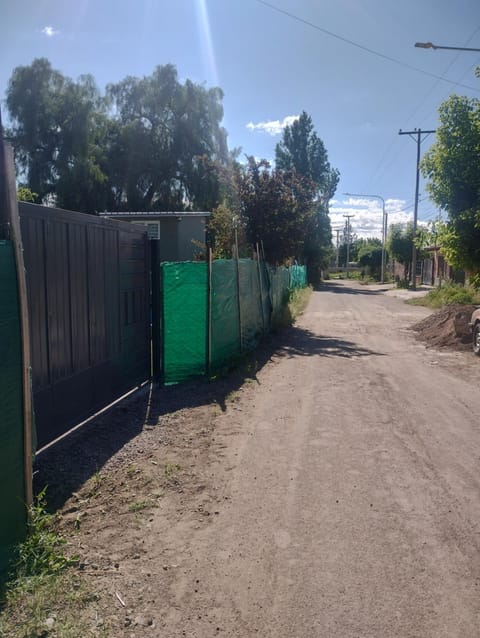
[
  {"x1": 365, "y1": 25, "x2": 480, "y2": 190},
  {"x1": 256, "y1": 0, "x2": 480, "y2": 92}
]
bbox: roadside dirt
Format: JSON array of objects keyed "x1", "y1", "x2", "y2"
[
  {"x1": 411, "y1": 303, "x2": 476, "y2": 351},
  {"x1": 33, "y1": 282, "x2": 480, "y2": 637}
]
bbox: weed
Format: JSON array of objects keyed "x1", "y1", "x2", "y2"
[
  {"x1": 86, "y1": 470, "x2": 104, "y2": 496},
  {"x1": 289, "y1": 286, "x2": 312, "y2": 321},
  {"x1": 409, "y1": 282, "x2": 480, "y2": 308},
  {"x1": 128, "y1": 499, "x2": 158, "y2": 513},
  {"x1": 12, "y1": 489, "x2": 78, "y2": 580},
  {"x1": 126, "y1": 464, "x2": 137, "y2": 478},
  {"x1": 0, "y1": 490, "x2": 102, "y2": 637},
  {"x1": 164, "y1": 462, "x2": 182, "y2": 476}
]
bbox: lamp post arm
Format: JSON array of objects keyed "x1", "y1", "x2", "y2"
[{"x1": 415, "y1": 42, "x2": 480, "y2": 52}]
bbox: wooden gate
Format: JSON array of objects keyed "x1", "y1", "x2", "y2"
[{"x1": 19, "y1": 203, "x2": 150, "y2": 448}]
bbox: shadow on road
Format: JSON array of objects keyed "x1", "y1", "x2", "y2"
[
  {"x1": 275, "y1": 326, "x2": 384, "y2": 359},
  {"x1": 33, "y1": 322, "x2": 382, "y2": 511},
  {"x1": 317, "y1": 281, "x2": 390, "y2": 295}
]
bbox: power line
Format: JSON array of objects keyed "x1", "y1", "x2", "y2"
[
  {"x1": 366, "y1": 26, "x2": 480, "y2": 190},
  {"x1": 256, "y1": 0, "x2": 480, "y2": 92}
]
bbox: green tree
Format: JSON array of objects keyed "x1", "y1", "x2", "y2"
[
  {"x1": 106, "y1": 65, "x2": 228, "y2": 211},
  {"x1": 6, "y1": 58, "x2": 108, "y2": 212},
  {"x1": 421, "y1": 95, "x2": 480, "y2": 280},
  {"x1": 357, "y1": 239, "x2": 383, "y2": 279},
  {"x1": 387, "y1": 223, "x2": 414, "y2": 280},
  {"x1": 236, "y1": 157, "x2": 317, "y2": 264},
  {"x1": 6, "y1": 59, "x2": 229, "y2": 214},
  {"x1": 275, "y1": 111, "x2": 339, "y2": 279},
  {"x1": 275, "y1": 111, "x2": 339, "y2": 192}
]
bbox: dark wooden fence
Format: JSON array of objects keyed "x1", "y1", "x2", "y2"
[{"x1": 19, "y1": 203, "x2": 151, "y2": 448}]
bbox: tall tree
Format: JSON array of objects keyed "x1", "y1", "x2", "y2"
[
  {"x1": 357, "y1": 238, "x2": 383, "y2": 279},
  {"x1": 236, "y1": 157, "x2": 317, "y2": 264},
  {"x1": 275, "y1": 111, "x2": 339, "y2": 279},
  {"x1": 106, "y1": 65, "x2": 228, "y2": 211},
  {"x1": 275, "y1": 111, "x2": 339, "y2": 191},
  {"x1": 6, "y1": 59, "x2": 229, "y2": 213},
  {"x1": 6, "y1": 58, "x2": 108, "y2": 211},
  {"x1": 421, "y1": 95, "x2": 480, "y2": 280},
  {"x1": 387, "y1": 223, "x2": 414, "y2": 280}
]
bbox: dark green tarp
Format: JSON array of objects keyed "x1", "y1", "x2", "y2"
[
  {"x1": 162, "y1": 262, "x2": 207, "y2": 384},
  {"x1": 0, "y1": 240, "x2": 27, "y2": 576},
  {"x1": 270, "y1": 266, "x2": 290, "y2": 326},
  {"x1": 158, "y1": 259, "x2": 302, "y2": 384},
  {"x1": 211, "y1": 260, "x2": 241, "y2": 370},
  {"x1": 238, "y1": 259, "x2": 264, "y2": 350}
]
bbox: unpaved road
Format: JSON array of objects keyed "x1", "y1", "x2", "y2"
[{"x1": 43, "y1": 280, "x2": 480, "y2": 637}]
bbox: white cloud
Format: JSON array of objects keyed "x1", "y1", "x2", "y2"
[
  {"x1": 41, "y1": 26, "x2": 60, "y2": 37},
  {"x1": 329, "y1": 197, "x2": 414, "y2": 239},
  {"x1": 246, "y1": 114, "x2": 300, "y2": 136}
]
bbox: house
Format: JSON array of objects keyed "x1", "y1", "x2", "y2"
[{"x1": 99, "y1": 211, "x2": 210, "y2": 261}]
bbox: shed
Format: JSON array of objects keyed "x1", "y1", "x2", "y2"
[{"x1": 99, "y1": 211, "x2": 210, "y2": 261}]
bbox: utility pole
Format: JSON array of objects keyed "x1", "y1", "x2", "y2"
[
  {"x1": 398, "y1": 128, "x2": 435, "y2": 290},
  {"x1": 333, "y1": 227, "x2": 342, "y2": 268},
  {"x1": 343, "y1": 214, "x2": 354, "y2": 278}
]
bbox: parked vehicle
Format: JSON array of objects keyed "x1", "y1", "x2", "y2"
[{"x1": 469, "y1": 308, "x2": 480, "y2": 355}]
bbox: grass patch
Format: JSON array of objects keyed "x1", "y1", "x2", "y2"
[
  {"x1": 0, "y1": 490, "x2": 104, "y2": 637},
  {"x1": 128, "y1": 498, "x2": 158, "y2": 513},
  {"x1": 164, "y1": 462, "x2": 182, "y2": 476},
  {"x1": 273, "y1": 285, "x2": 313, "y2": 330},
  {"x1": 409, "y1": 282, "x2": 480, "y2": 308}
]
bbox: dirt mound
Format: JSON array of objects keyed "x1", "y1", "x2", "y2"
[{"x1": 411, "y1": 304, "x2": 477, "y2": 351}]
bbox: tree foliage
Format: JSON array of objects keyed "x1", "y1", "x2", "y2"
[
  {"x1": 7, "y1": 58, "x2": 107, "y2": 212},
  {"x1": 421, "y1": 95, "x2": 480, "y2": 276},
  {"x1": 275, "y1": 111, "x2": 339, "y2": 275},
  {"x1": 387, "y1": 223, "x2": 414, "y2": 278},
  {"x1": 236, "y1": 157, "x2": 318, "y2": 264},
  {"x1": 357, "y1": 240, "x2": 383, "y2": 278},
  {"x1": 6, "y1": 60, "x2": 340, "y2": 274},
  {"x1": 6, "y1": 59, "x2": 228, "y2": 213}
]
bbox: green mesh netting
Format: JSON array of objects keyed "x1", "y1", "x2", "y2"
[
  {"x1": 0, "y1": 240, "x2": 27, "y2": 577},
  {"x1": 161, "y1": 262, "x2": 207, "y2": 384},
  {"x1": 238, "y1": 259, "x2": 264, "y2": 350},
  {"x1": 289, "y1": 264, "x2": 307, "y2": 289},
  {"x1": 159, "y1": 260, "x2": 301, "y2": 384},
  {"x1": 211, "y1": 260, "x2": 241, "y2": 370},
  {"x1": 270, "y1": 266, "x2": 290, "y2": 326}
]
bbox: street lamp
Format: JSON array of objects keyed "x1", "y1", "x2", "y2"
[
  {"x1": 415, "y1": 42, "x2": 480, "y2": 52},
  {"x1": 344, "y1": 193, "x2": 387, "y2": 283}
]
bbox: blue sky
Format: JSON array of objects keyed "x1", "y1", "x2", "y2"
[{"x1": 1, "y1": 0, "x2": 479, "y2": 238}]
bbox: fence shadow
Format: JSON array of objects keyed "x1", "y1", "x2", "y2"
[{"x1": 34, "y1": 323, "x2": 383, "y2": 511}]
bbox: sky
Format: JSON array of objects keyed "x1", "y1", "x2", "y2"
[{"x1": 1, "y1": 0, "x2": 480, "y2": 239}]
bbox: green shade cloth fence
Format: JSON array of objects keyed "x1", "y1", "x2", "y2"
[
  {"x1": 0, "y1": 240, "x2": 27, "y2": 576},
  {"x1": 160, "y1": 260, "x2": 306, "y2": 384}
]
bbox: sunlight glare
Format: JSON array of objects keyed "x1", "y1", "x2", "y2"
[{"x1": 195, "y1": 0, "x2": 220, "y2": 86}]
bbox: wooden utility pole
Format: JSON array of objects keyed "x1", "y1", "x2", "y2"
[
  {"x1": 333, "y1": 228, "x2": 342, "y2": 268},
  {"x1": 0, "y1": 107, "x2": 33, "y2": 507},
  {"x1": 343, "y1": 215, "x2": 354, "y2": 278},
  {"x1": 398, "y1": 128, "x2": 435, "y2": 290}
]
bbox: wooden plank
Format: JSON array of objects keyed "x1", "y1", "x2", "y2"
[{"x1": 0, "y1": 140, "x2": 33, "y2": 507}]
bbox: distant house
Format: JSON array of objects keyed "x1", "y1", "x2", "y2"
[{"x1": 99, "y1": 211, "x2": 210, "y2": 261}]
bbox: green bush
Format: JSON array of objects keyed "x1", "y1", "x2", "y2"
[{"x1": 411, "y1": 282, "x2": 480, "y2": 308}]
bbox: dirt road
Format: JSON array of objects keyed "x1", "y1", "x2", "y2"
[{"x1": 45, "y1": 280, "x2": 480, "y2": 636}]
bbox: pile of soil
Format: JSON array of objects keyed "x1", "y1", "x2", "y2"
[{"x1": 411, "y1": 303, "x2": 477, "y2": 351}]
